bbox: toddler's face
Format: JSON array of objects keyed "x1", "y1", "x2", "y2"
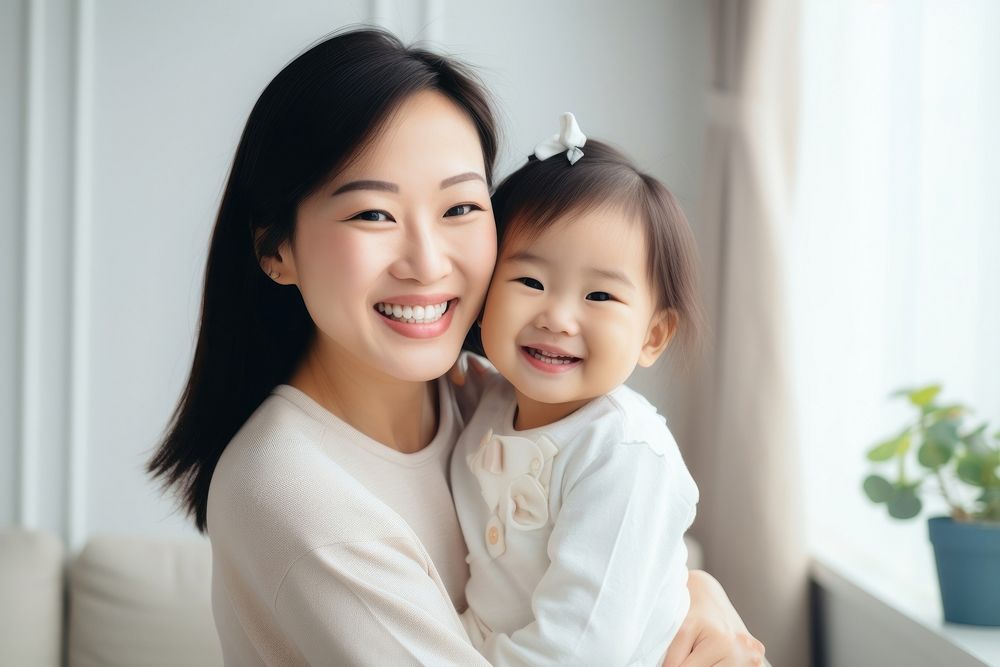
[{"x1": 481, "y1": 206, "x2": 671, "y2": 408}]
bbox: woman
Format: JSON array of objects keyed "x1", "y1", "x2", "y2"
[{"x1": 147, "y1": 28, "x2": 765, "y2": 666}]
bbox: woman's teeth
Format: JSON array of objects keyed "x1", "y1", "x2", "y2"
[
  {"x1": 376, "y1": 301, "x2": 449, "y2": 324},
  {"x1": 526, "y1": 347, "x2": 579, "y2": 365}
]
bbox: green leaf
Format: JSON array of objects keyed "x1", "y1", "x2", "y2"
[
  {"x1": 927, "y1": 420, "x2": 961, "y2": 448},
  {"x1": 867, "y1": 436, "x2": 902, "y2": 462},
  {"x1": 957, "y1": 456, "x2": 985, "y2": 487},
  {"x1": 897, "y1": 431, "x2": 912, "y2": 456},
  {"x1": 917, "y1": 440, "x2": 953, "y2": 469},
  {"x1": 925, "y1": 404, "x2": 967, "y2": 421},
  {"x1": 863, "y1": 475, "x2": 894, "y2": 503},
  {"x1": 987, "y1": 458, "x2": 1000, "y2": 485},
  {"x1": 977, "y1": 487, "x2": 1000, "y2": 505},
  {"x1": 887, "y1": 487, "x2": 922, "y2": 519},
  {"x1": 907, "y1": 385, "x2": 941, "y2": 408}
]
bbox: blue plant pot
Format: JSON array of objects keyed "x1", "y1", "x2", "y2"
[{"x1": 927, "y1": 516, "x2": 1000, "y2": 626}]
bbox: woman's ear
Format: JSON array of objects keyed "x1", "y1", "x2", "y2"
[
  {"x1": 254, "y1": 229, "x2": 297, "y2": 285},
  {"x1": 638, "y1": 308, "x2": 678, "y2": 368}
]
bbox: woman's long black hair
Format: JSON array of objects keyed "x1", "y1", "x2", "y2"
[{"x1": 146, "y1": 28, "x2": 499, "y2": 533}]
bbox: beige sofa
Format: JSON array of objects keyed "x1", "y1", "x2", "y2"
[
  {"x1": 0, "y1": 528, "x2": 703, "y2": 666},
  {"x1": 1, "y1": 529, "x2": 221, "y2": 667}
]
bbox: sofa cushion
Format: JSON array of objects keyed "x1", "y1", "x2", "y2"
[
  {"x1": 0, "y1": 528, "x2": 64, "y2": 667},
  {"x1": 67, "y1": 535, "x2": 222, "y2": 667}
]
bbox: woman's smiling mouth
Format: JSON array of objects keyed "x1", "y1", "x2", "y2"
[
  {"x1": 374, "y1": 297, "x2": 459, "y2": 339},
  {"x1": 376, "y1": 299, "x2": 451, "y2": 324}
]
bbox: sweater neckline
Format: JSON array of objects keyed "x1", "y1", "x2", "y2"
[{"x1": 270, "y1": 378, "x2": 454, "y2": 467}]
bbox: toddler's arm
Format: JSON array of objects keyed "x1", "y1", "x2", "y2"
[{"x1": 469, "y1": 439, "x2": 696, "y2": 666}]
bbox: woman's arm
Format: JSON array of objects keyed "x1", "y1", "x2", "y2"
[
  {"x1": 273, "y1": 537, "x2": 491, "y2": 665},
  {"x1": 661, "y1": 570, "x2": 766, "y2": 667}
]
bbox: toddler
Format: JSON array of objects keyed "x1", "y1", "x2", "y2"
[{"x1": 451, "y1": 113, "x2": 703, "y2": 666}]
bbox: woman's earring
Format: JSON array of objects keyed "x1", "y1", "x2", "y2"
[{"x1": 268, "y1": 269, "x2": 280, "y2": 280}]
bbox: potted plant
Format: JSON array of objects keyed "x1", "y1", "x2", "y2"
[{"x1": 862, "y1": 384, "x2": 1000, "y2": 626}]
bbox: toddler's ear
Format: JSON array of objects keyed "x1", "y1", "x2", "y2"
[{"x1": 638, "y1": 309, "x2": 678, "y2": 367}]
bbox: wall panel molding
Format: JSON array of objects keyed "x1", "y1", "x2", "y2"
[
  {"x1": 20, "y1": 0, "x2": 47, "y2": 529},
  {"x1": 17, "y1": 0, "x2": 78, "y2": 545},
  {"x1": 68, "y1": 0, "x2": 94, "y2": 551},
  {"x1": 1, "y1": 0, "x2": 28, "y2": 530}
]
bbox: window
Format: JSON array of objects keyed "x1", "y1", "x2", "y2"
[{"x1": 791, "y1": 0, "x2": 1000, "y2": 577}]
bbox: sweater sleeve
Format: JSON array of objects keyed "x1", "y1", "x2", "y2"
[
  {"x1": 273, "y1": 536, "x2": 490, "y2": 666},
  {"x1": 476, "y1": 440, "x2": 696, "y2": 666}
]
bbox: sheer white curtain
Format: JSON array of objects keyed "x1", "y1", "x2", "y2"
[{"x1": 792, "y1": 0, "x2": 1000, "y2": 584}]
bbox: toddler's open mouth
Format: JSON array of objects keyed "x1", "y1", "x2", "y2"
[{"x1": 520, "y1": 346, "x2": 583, "y2": 373}]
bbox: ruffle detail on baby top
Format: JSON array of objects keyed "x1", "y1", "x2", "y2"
[{"x1": 467, "y1": 428, "x2": 559, "y2": 558}]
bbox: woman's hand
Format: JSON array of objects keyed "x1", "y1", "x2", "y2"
[{"x1": 662, "y1": 570, "x2": 766, "y2": 667}]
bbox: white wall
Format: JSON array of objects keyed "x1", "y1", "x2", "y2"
[{"x1": 2, "y1": 0, "x2": 710, "y2": 548}]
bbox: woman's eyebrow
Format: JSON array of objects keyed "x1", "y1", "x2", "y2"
[
  {"x1": 440, "y1": 172, "x2": 486, "y2": 189},
  {"x1": 332, "y1": 180, "x2": 398, "y2": 195},
  {"x1": 331, "y1": 173, "x2": 483, "y2": 196}
]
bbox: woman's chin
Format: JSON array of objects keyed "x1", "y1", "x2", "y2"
[{"x1": 370, "y1": 347, "x2": 462, "y2": 384}]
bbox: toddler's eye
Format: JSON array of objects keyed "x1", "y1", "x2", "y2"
[
  {"x1": 351, "y1": 210, "x2": 393, "y2": 222},
  {"x1": 444, "y1": 203, "x2": 482, "y2": 217},
  {"x1": 517, "y1": 277, "x2": 544, "y2": 290},
  {"x1": 586, "y1": 291, "x2": 613, "y2": 302}
]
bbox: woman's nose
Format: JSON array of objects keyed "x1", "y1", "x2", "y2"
[
  {"x1": 534, "y1": 298, "x2": 580, "y2": 336},
  {"x1": 390, "y1": 221, "x2": 452, "y2": 284}
]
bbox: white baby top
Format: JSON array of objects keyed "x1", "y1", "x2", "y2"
[
  {"x1": 207, "y1": 377, "x2": 489, "y2": 666},
  {"x1": 451, "y1": 370, "x2": 699, "y2": 666}
]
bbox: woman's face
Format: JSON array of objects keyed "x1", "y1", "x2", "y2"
[{"x1": 274, "y1": 91, "x2": 496, "y2": 383}]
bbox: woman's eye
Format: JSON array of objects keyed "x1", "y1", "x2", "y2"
[
  {"x1": 586, "y1": 291, "x2": 614, "y2": 302},
  {"x1": 444, "y1": 203, "x2": 482, "y2": 217},
  {"x1": 351, "y1": 210, "x2": 393, "y2": 222},
  {"x1": 517, "y1": 277, "x2": 544, "y2": 290}
]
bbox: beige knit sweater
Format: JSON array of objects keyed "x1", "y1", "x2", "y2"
[{"x1": 206, "y1": 378, "x2": 489, "y2": 666}]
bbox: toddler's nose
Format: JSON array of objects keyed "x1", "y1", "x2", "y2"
[{"x1": 534, "y1": 300, "x2": 580, "y2": 336}]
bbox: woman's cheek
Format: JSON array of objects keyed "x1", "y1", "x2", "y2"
[
  {"x1": 461, "y1": 217, "x2": 498, "y2": 309},
  {"x1": 299, "y1": 229, "x2": 386, "y2": 322}
]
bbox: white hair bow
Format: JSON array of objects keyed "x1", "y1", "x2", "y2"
[{"x1": 533, "y1": 112, "x2": 587, "y2": 165}]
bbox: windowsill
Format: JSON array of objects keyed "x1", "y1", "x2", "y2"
[{"x1": 811, "y1": 542, "x2": 1000, "y2": 666}]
